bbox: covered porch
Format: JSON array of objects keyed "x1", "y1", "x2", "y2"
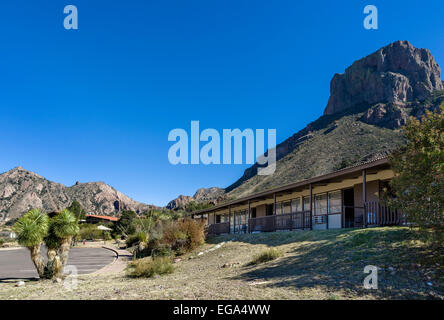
[{"x1": 193, "y1": 158, "x2": 406, "y2": 236}]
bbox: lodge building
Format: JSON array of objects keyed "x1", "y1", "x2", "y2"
[{"x1": 192, "y1": 157, "x2": 405, "y2": 235}]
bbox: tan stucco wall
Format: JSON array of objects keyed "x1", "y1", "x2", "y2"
[{"x1": 353, "y1": 180, "x2": 380, "y2": 219}]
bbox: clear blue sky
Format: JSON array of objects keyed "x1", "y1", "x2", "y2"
[{"x1": 0, "y1": 0, "x2": 443, "y2": 206}]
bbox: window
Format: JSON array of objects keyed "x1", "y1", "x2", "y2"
[
  {"x1": 283, "y1": 202, "x2": 291, "y2": 214},
  {"x1": 314, "y1": 193, "x2": 328, "y2": 215},
  {"x1": 275, "y1": 202, "x2": 283, "y2": 215},
  {"x1": 303, "y1": 196, "x2": 311, "y2": 211},
  {"x1": 328, "y1": 191, "x2": 342, "y2": 214},
  {"x1": 291, "y1": 198, "x2": 302, "y2": 213}
]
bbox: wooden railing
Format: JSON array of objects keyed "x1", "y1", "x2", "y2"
[
  {"x1": 249, "y1": 211, "x2": 311, "y2": 233},
  {"x1": 207, "y1": 222, "x2": 230, "y2": 235},
  {"x1": 364, "y1": 201, "x2": 406, "y2": 227}
]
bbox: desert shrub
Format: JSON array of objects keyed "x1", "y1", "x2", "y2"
[
  {"x1": 126, "y1": 231, "x2": 148, "y2": 248},
  {"x1": 126, "y1": 256, "x2": 174, "y2": 278},
  {"x1": 161, "y1": 218, "x2": 205, "y2": 254},
  {"x1": 103, "y1": 231, "x2": 112, "y2": 241},
  {"x1": 151, "y1": 243, "x2": 172, "y2": 258},
  {"x1": 77, "y1": 224, "x2": 103, "y2": 240},
  {"x1": 250, "y1": 248, "x2": 283, "y2": 265}
]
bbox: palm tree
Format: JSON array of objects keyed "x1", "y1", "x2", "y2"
[{"x1": 13, "y1": 209, "x2": 49, "y2": 278}]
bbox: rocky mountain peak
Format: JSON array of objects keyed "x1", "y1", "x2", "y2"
[
  {"x1": 324, "y1": 40, "x2": 443, "y2": 116},
  {"x1": 0, "y1": 167, "x2": 155, "y2": 222},
  {"x1": 166, "y1": 187, "x2": 224, "y2": 210}
]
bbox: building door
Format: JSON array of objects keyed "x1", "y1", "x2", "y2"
[{"x1": 343, "y1": 188, "x2": 354, "y2": 228}]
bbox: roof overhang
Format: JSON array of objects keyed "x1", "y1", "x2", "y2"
[{"x1": 193, "y1": 157, "x2": 390, "y2": 215}]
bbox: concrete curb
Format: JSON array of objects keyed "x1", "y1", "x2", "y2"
[
  {"x1": 89, "y1": 246, "x2": 132, "y2": 276},
  {"x1": 101, "y1": 246, "x2": 119, "y2": 264}
]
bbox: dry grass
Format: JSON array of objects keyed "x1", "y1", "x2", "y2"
[
  {"x1": 0, "y1": 227, "x2": 443, "y2": 300},
  {"x1": 250, "y1": 248, "x2": 283, "y2": 265},
  {"x1": 126, "y1": 257, "x2": 174, "y2": 278}
]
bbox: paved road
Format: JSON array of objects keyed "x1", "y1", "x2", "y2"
[{"x1": 0, "y1": 247, "x2": 115, "y2": 280}]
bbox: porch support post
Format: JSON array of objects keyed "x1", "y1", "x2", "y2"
[
  {"x1": 228, "y1": 205, "x2": 231, "y2": 234},
  {"x1": 273, "y1": 193, "x2": 277, "y2": 215},
  {"x1": 341, "y1": 190, "x2": 345, "y2": 228},
  {"x1": 362, "y1": 169, "x2": 367, "y2": 228},
  {"x1": 273, "y1": 193, "x2": 277, "y2": 232},
  {"x1": 309, "y1": 184, "x2": 313, "y2": 230},
  {"x1": 248, "y1": 200, "x2": 251, "y2": 233}
]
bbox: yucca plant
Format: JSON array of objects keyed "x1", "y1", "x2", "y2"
[
  {"x1": 13, "y1": 209, "x2": 49, "y2": 277},
  {"x1": 44, "y1": 209, "x2": 79, "y2": 278},
  {"x1": 13, "y1": 208, "x2": 79, "y2": 280}
]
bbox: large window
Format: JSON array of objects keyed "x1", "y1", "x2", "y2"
[
  {"x1": 314, "y1": 193, "x2": 328, "y2": 215},
  {"x1": 328, "y1": 190, "x2": 342, "y2": 214},
  {"x1": 291, "y1": 198, "x2": 302, "y2": 213}
]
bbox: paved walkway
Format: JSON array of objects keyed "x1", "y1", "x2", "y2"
[{"x1": 90, "y1": 246, "x2": 132, "y2": 275}]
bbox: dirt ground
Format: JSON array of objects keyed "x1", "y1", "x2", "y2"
[{"x1": 0, "y1": 227, "x2": 442, "y2": 300}]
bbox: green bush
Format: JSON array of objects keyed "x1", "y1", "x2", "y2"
[
  {"x1": 126, "y1": 256, "x2": 174, "y2": 278},
  {"x1": 250, "y1": 248, "x2": 283, "y2": 264},
  {"x1": 151, "y1": 243, "x2": 172, "y2": 258},
  {"x1": 0, "y1": 238, "x2": 5, "y2": 247},
  {"x1": 77, "y1": 223, "x2": 103, "y2": 240},
  {"x1": 126, "y1": 231, "x2": 148, "y2": 248}
]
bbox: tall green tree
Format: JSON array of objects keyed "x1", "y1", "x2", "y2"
[
  {"x1": 67, "y1": 200, "x2": 86, "y2": 220},
  {"x1": 114, "y1": 210, "x2": 137, "y2": 237},
  {"x1": 387, "y1": 104, "x2": 444, "y2": 247}
]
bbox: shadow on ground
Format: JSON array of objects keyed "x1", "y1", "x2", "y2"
[{"x1": 210, "y1": 227, "x2": 444, "y2": 299}]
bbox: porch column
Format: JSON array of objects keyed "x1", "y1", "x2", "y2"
[
  {"x1": 309, "y1": 184, "x2": 313, "y2": 230},
  {"x1": 228, "y1": 205, "x2": 231, "y2": 234},
  {"x1": 362, "y1": 169, "x2": 367, "y2": 227},
  {"x1": 248, "y1": 200, "x2": 251, "y2": 233},
  {"x1": 273, "y1": 193, "x2": 276, "y2": 215}
]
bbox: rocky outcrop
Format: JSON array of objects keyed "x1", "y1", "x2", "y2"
[
  {"x1": 166, "y1": 195, "x2": 194, "y2": 210},
  {"x1": 324, "y1": 40, "x2": 443, "y2": 116},
  {"x1": 359, "y1": 103, "x2": 408, "y2": 129},
  {"x1": 0, "y1": 167, "x2": 155, "y2": 222},
  {"x1": 193, "y1": 187, "x2": 224, "y2": 202},
  {"x1": 166, "y1": 187, "x2": 224, "y2": 210}
]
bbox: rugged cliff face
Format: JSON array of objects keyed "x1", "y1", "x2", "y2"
[
  {"x1": 324, "y1": 40, "x2": 443, "y2": 116},
  {"x1": 0, "y1": 167, "x2": 155, "y2": 222},
  {"x1": 223, "y1": 41, "x2": 443, "y2": 199}
]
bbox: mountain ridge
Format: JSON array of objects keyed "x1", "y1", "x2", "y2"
[{"x1": 0, "y1": 166, "x2": 156, "y2": 222}]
